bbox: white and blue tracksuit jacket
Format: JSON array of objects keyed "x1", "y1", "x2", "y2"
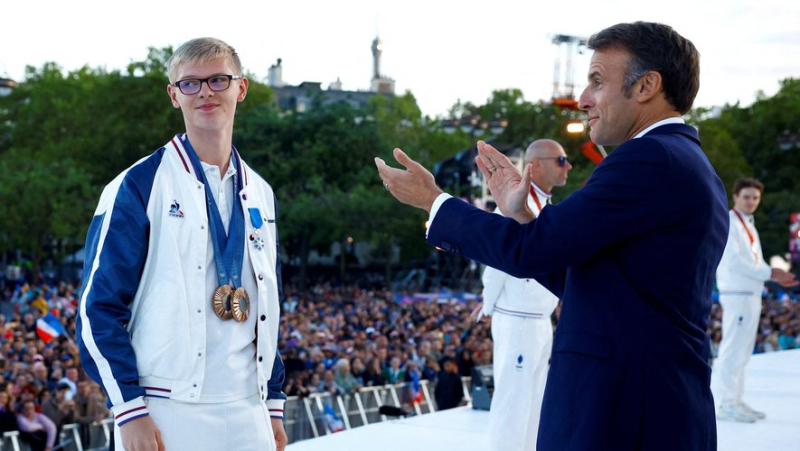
[{"x1": 77, "y1": 135, "x2": 286, "y2": 425}]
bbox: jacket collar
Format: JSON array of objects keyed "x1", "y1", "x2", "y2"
[{"x1": 641, "y1": 123, "x2": 700, "y2": 145}]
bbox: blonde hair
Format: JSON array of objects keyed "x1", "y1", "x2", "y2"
[{"x1": 166, "y1": 37, "x2": 242, "y2": 82}]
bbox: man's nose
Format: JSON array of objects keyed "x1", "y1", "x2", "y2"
[{"x1": 578, "y1": 86, "x2": 592, "y2": 110}]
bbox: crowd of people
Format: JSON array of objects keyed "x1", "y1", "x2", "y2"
[
  {"x1": 277, "y1": 283, "x2": 491, "y2": 411},
  {"x1": 0, "y1": 273, "x2": 799, "y2": 446},
  {"x1": 0, "y1": 280, "x2": 109, "y2": 451},
  {"x1": 708, "y1": 291, "x2": 800, "y2": 358}
]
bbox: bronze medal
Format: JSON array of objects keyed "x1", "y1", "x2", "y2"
[
  {"x1": 231, "y1": 287, "x2": 250, "y2": 322},
  {"x1": 212, "y1": 285, "x2": 234, "y2": 320}
]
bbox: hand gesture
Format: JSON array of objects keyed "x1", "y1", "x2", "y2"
[
  {"x1": 771, "y1": 268, "x2": 799, "y2": 287},
  {"x1": 475, "y1": 141, "x2": 534, "y2": 223},
  {"x1": 375, "y1": 148, "x2": 443, "y2": 212}
]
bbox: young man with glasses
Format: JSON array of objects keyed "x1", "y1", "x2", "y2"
[
  {"x1": 77, "y1": 38, "x2": 287, "y2": 451},
  {"x1": 478, "y1": 139, "x2": 571, "y2": 451}
]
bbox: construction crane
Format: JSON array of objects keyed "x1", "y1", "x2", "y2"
[{"x1": 551, "y1": 34, "x2": 588, "y2": 110}]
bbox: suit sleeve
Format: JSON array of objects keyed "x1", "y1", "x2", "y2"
[
  {"x1": 77, "y1": 169, "x2": 152, "y2": 423},
  {"x1": 427, "y1": 138, "x2": 674, "y2": 280}
]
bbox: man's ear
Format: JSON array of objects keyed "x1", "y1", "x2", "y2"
[
  {"x1": 167, "y1": 84, "x2": 181, "y2": 109},
  {"x1": 237, "y1": 77, "x2": 249, "y2": 102},
  {"x1": 636, "y1": 71, "x2": 663, "y2": 103}
]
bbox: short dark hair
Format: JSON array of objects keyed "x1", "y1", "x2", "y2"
[
  {"x1": 732, "y1": 177, "x2": 764, "y2": 196},
  {"x1": 588, "y1": 22, "x2": 700, "y2": 115}
]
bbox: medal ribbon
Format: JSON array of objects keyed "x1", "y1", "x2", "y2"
[
  {"x1": 184, "y1": 137, "x2": 245, "y2": 288},
  {"x1": 731, "y1": 208, "x2": 759, "y2": 264},
  {"x1": 528, "y1": 185, "x2": 546, "y2": 215}
]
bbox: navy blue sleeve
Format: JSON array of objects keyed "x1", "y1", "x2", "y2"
[{"x1": 427, "y1": 138, "x2": 673, "y2": 280}]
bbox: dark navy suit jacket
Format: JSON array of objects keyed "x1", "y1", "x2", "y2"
[{"x1": 427, "y1": 124, "x2": 728, "y2": 451}]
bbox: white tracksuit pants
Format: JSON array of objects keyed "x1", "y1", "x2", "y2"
[
  {"x1": 489, "y1": 312, "x2": 553, "y2": 451},
  {"x1": 711, "y1": 293, "x2": 762, "y2": 406},
  {"x1": 114, "y1": 394, "x2": 275, "y2": 451}
]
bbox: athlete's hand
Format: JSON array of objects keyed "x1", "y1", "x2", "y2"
[
  {"x1": 120, "y1": 416, "x2": 164, "y2": 451},
  {"x1": 771, "y1": 268, "x2": 799, "y2": 287},
  {"x1": 272, "y1": 417, "x2": 288, "y2": 451}
]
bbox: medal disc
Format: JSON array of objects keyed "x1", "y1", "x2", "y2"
[
  {"x1": 212, "y1": 285, "x2": 234, "y2": 320},
  {"x1": 231, "y1": 287, "x2": 250, "y2": 322}
]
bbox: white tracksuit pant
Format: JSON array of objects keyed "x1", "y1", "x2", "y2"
[
  {"x1": 114, "y1": 394, "x2": 275, "y2": 450},
  {"x1": 712, "y1": 293, "x2": 762, "y2": 406},
  {"x1": 489, "y1": 312, "x2": 553, "y2": 451}
]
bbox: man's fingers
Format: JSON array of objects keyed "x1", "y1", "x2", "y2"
[
  {"x1": 475, "y1": 156, "x2": 492, "y2": 181},
  {"x1": 393, "y1": 148, "x2": 424, "y2": 173},
  {"x1": 477, "y1": 140, "x2": 508, "y2": 169}
]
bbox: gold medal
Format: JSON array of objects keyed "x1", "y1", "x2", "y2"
[
  {"x1": 212, "y1": 285, "x2": 234, "y2": 320},
  {"x1": 231, "y1": 287, "x2": 250, "y2": 322}
]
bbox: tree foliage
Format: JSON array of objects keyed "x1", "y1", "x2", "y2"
[{"x1": 1, "y1": 45, "x2": 797, "y2": 284}]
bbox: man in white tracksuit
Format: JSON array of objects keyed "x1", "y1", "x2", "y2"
[
  {"x1": 713, "y1": 177, "x2": 797, "y2": 423},
  {"x1": 479, "y1": 139, "x2": 572, "y2": 451}
]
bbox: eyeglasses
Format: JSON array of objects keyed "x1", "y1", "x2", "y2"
[
  {"x1": 172, "y1": 74, "x2": 243, "y2": 95},
  {"x1": 538, "y1": 156, "x2": 570, "y2": 167}
]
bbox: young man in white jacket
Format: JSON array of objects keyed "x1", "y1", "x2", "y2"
[
  {"x1": 478, "y1": 139, "x2": 571, "y2": 451},
  {"x1": 713, "y1": 177, "x2": 797, "y2": 422},
  {"x1": 77, "y1": 38, "x2": 288, "y2": 450}
]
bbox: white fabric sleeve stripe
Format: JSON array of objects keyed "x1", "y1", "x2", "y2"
[
  {"x1": 266, "y1": 399, "x2": 285, "y2": 418},
  {"x1": 425, "y1": 193, "x2": 453, "y2": 238},
  {"x1": 80, "y1": 195, "x2": 126, "y2": 406},
  {"x1": 112, "y1": 396, "x2": 149, "y2": 425}
]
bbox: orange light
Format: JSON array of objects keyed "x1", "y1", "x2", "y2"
[{"x1": 566, "y1": 122, "x2": 585, "y2": 134}]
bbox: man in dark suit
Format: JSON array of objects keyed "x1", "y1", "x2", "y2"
[{"x1": 375, "y1": 22, "x2": 728, "y2": 450}]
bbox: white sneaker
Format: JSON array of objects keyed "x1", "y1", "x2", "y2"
[
  {"x1": 738, "y1": 402, "x2": 766, "y2": 420},
  {"x1": 716, "y1": 403, "x2": 757, "y2": 423}
]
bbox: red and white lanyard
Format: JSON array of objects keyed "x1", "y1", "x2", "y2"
[
  {"x1": 732, "y1": 208, "x2": 760, "y2": 264},
  {"x1": 529, "y1": 186, "x2": 545, "y2": 215}
]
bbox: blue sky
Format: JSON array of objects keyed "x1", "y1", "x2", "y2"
[{"x1": 2, "y1": 0, "x2": 798, "y2": 116}]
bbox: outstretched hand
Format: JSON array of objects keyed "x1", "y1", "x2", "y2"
[
  {"x1": 375, "y1": 148, "x2": 444, "y2": 212},
  {"x1": 771, "y1": 268, "x2": 800, "y2": 288},
  {"x1": 475, "y1": 141, "x2": 535, "y2": 223}
]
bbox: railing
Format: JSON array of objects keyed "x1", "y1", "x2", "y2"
[
  {"x1": 1, "y1": 418, "x2": 113, "y2": 451},
  {"x1": 2, "y1": 377, "x2": 476, "y2": 448},
  {"x1": 285, "y1": 376, "x2": 472, "y2": 444}
]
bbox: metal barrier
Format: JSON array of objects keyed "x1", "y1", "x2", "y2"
[
  {"x1": 2, "y1": 418, "x2": 113, "y2": 451},
  {"x1": 285, "y1": 377, "x2": 471, "y2": 445}
]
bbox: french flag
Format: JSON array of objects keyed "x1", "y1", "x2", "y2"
[{"x1": 36, "y1": 313, "x2": 66, "y2": 343}]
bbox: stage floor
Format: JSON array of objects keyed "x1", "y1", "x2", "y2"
[{"x1": 288, "y1": 349, "x2": 800, "y2": 451}]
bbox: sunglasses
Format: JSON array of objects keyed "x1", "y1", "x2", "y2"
[
  {"x1": 172, "y1": 74, "x2": 243, "y2": 95},
  {"x1": 538, "y1": 156, "x2": 570, "y2": 167}
]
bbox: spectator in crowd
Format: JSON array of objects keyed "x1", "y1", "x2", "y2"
[
  {"x1": 421, "y1": 357, "x2": 439, "y2": 382},
  {"x1": 350, "y1": 357, "x2": 367, "y2": 386},
  {"x1": 73, "y1": 380, "x2": 110, "y2": 446},
  {"x1": 333, "y1": 359, "x2": 361, "y2": 395},
  {"x1": 362, "y1": 358, "x2": 384, "y2": 387},
  {"x1": 57, "y1": 367, "x2": 78, "y2": 400},
  {"x1": 0, "y1": 389, "x2": 18, "y2": 432},
  {"x1": 434, "y1": 358, "x2": 463, "y2": 410},
  {"x1": 317, "y1": 370, "x2": 343, "y2": 396},
  {"x1": 381, "y1": 356, "x2": 405, "y2": 385},
  {"x1": 41, "y1": 383, "x2": 75, "y2": 439},
  {"x1": 16, "y1": 399, "x2": 56, "y2": 451}
]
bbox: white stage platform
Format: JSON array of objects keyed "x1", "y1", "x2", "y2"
[{"x1": 287, "y1": 349, "x2": 800, "y2": 451}]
